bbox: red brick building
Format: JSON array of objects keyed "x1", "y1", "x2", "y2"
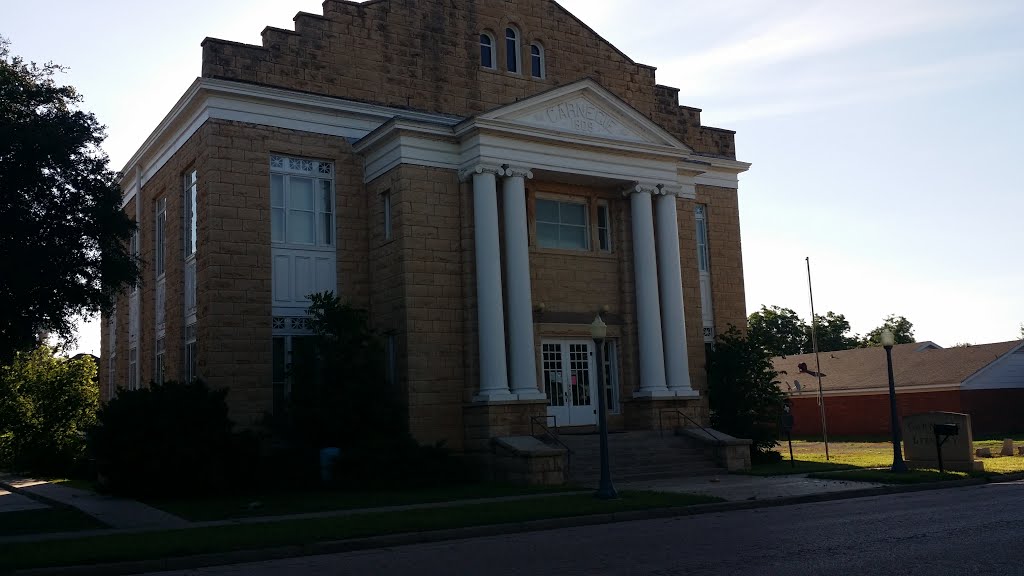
[
  {"x1": 775, "y1": 341, "x2": 1024, "y2": 437},
  {"x1": 101, "y1": 1, "x2": 753, "y2": 479}
]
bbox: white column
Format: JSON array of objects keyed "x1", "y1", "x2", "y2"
[
  {"x1": 629, "y1": 184, "x2": 671, "y2": 397},
  {"x1": 502, "y1": 166, "x2": 544, "y2": 400},
  {"x1": 655, "y1": 188, "x2": 696, "y2": 397},
  {"x1": 467, "y1": 165, "x2": 514, "y2": 401}
]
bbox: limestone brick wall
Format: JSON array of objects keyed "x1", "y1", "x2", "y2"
[
  {"x1": 200, "y1": 0, "x2": 734, "y2": 157},
  {"x1": 392, "y1": 165, "x2": 465, "y2": 448}
]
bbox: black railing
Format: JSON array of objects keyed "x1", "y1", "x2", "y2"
[
  {"x1": 530, "y1": 414, "x2": 573, "y2": 475},
  {"x1": 659, "y1": 409, "x2": 723, "y2": 444}
]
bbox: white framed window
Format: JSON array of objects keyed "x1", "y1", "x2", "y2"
[
  {"x1": 536, "y1": 198, "x2": 589, "y2": 250},
  {"x1": 383, "y1": 190, "x2": 392, "y2": 241},
  {"x1": 505, "y1": 27, "x2": 520, "y2": 73},
  {"x1": 129, "y1": 230, "x2": 139, "y2": 293},
  {"x1": 695, "y1": 204, "x2": 710, "y2": 272},
  {"x1": 128, "y1": 346, "x2": 138, "y2": 390},
  {"x1": 155, "y1": 198, "x2": 167, "y2": 278},
  {"x1": 597, "y1": 203, "x2": 612, "y2": 252},
  {"x1": 480, "y1": 32, "x2": 496, "y2": 69},
  {"x1": 530, "y1": 43, "x2": 545, "y2": 78},
  {"x1": 184, "y1": 170, "x2": 197, "y2": 258},
  {"x1": 270, "y1": 155, "x2": 335, "y2": 248},
  {"x1": 154, "y1": 337, "x2": 165, "y2": 385},
  {"x1": 185, "y1": 322, "x2": 197, "y2": 383}
]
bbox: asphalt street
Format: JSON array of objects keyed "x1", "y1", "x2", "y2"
[{"x1": 149, "y1": 480, "x2": 1024, "y2": 576}]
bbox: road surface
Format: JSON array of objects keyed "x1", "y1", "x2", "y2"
[{"x1": 149, "y1": 480, "x2": 1024, "y2": 576}]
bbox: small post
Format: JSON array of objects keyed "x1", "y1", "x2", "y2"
[
  {"x1": 788, "y1": 431, "x2": 795, "y2": 468},
  {"x1": 935, "y1": 430, "x2": 945, "y2": 474}
]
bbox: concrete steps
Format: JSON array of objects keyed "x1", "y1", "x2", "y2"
[{"x1": 552, "y1": 431, "x2": 727, "y2": 486}]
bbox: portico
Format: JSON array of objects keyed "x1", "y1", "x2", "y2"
[{"x1": 355, "y1": 79, "x2": 744, "y2": 431}]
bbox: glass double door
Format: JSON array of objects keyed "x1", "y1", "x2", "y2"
[{"x1": 542, "y1": 339, "x2": 597, "y2": 427}]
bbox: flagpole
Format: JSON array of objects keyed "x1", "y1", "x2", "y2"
[{"x1": 806, "y1": 257, "x2": 830, "y2": 461}]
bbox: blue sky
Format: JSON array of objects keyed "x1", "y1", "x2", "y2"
[{"x1": 4, "y1": 0, "x2": 1022, "y2": 353}]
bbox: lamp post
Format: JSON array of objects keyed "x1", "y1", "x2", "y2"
[
  {"x1": 881, "y1": 328, "x2": 908, "y2": 472},
  {"x1": 591, "y1": 314, "x2": 618, "y2": 499}
]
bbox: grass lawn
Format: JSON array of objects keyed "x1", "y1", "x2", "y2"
[
  {"x1": 0, "y1": 491, "x2": 719, "y2": 571},
  {"x1": 145, "y1": 483, "x2": 585, "y2": 521},
  {"x1": 750, "y1": 440, "x2": 892, "y2": 476},
  {"x1": 754, "y1": 439, "x2": 1024, "y2": 478},
  {"x1": 0, "y1": 507, "x2": 106, "y2": 537}
]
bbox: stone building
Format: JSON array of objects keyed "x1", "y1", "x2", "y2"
[{"x1": 102, "y1": 0, "x2": 750, "y2": 460}]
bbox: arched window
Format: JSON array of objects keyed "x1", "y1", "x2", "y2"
[
  {"x1": 480, "y1": 33, "x2": 495, "y2": 69},
  {"x1": 530, "y1": 43, "x2": 544, "y2": 78},
  {"x1": 505, "y1": 27, "x2": 520, "y2": 73}
]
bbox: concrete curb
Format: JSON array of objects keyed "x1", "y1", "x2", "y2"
[{"x1": 6, "y1": 474, "x2": 1020, "y2": 576}]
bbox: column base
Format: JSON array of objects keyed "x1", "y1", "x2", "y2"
[
  {"x1": 513, "y1": 389, "x2": 548, "y2": 401},
  {"x1": 473, "y1": 391, "x2": 517, "y2": 403},
  {"x1": 669, "y1": 388, "x2": 700, "y2": 399},
  {"x1": 633, "y1": 388, "x2": 676, "y2": 399}
]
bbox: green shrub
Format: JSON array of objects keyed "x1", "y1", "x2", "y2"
[
  {"x1": 708, "y1": 326, "x2": 785, "y2": 456},
  {"x1": 87, "y1": 380, "x2": 254, "y2": 497},
  {"x1": 0, "y1": 347, "x2": 98, "y2": 475}
]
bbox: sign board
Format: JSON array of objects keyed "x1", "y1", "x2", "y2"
[{"x1": 901, "y1": 412, "x2": 983, "y2": 472}]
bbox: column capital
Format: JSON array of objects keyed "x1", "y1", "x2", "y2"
[
  {"x1": 459, "y1": 164, "x2": 505, "y2": 182},
  {"x1": 622, "y1": 182, "x2": 660, "y2": 197},
  {"x1": 658, "y1": 184, "x2": 683, "y2": 197},
  {"x1": 502, "y1": 165, "x2": 534, "y2": 180}
]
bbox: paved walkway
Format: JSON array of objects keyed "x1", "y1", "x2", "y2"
[
  {"x1": 0, "y1": 486, "x2": 49, "y2": 513},
  {"x1": 622, "y1": 472, "x2": 883, "y2": 501},
  {"x1": 0, "y1": 475, "x2": 189, "y2": 530}
]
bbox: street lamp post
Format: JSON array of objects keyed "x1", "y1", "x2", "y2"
[
  {"x1": 591, "y1": 314, "x2": 618, "y2": 499},
  {"x1": 881, "y1": 328, "x2": 908, "y2": 473}
]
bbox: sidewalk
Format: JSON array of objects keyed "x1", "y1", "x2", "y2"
[
  {"x1": 622, "y1": 472, "x2": 884, "y2": 501},
  {"x1": 0, "y1": 475, "x2": 189, "y2": 531}
]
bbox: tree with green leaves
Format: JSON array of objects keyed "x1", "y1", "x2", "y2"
[
  {"x1": 0, "y1": 38, "x2": 139, "y2": 364},
  {"x1": 864, "y1": 315, "x2": 916, "y2": 346},
  {"x1": 747, "y1": 305, "x2": 809, "y2": 357},
  {"x1": 707, "y1": 326, "x2": 785, "y2": 457},
  {"x1": 806, "y1": 311, "x2": 861, "y2": 353},
  {"x1": 0, "y1": 347, "x2": 98, "y2": 474}
]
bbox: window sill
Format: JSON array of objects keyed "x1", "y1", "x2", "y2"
[{"x1": 531, "y1": 246, "x2": 617, "y2": 260}]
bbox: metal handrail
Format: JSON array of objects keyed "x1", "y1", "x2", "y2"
[
  {"x1": 659, "y1": 409, "x2": 724, "y2": 445},
  {"x1": 530, "y1": 414, "x2": 573, "y2": 475}
]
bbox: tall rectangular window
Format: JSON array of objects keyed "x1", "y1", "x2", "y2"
[
  {"x1": 536, "y1": 198, "x2": 589, "y2": 250},
  {"x1": 695, "y1": 204, "x2": 710, "y2": 273},
  {"x1": 597, "y1": 203, "x2": 612, "y2": 252},
  {"x1": 128, "y1": 347, "x2": 138, "y2": 390},
  {"x1": 185, "y1": 322, "x2": 197, "y2": 383},
  {"x1": 129, "y1": 230, "x2": 139, "y2": 293},
  {"x1": 184, "y1": 170, "x2": 197, "y2": 257},
  {"x1": 155, "y1": 198, "x2": 166, "y2": 277},
  {"x1": 269, "y1": 156, "x2": 335, "y2": 248},
  {"x1": 154, "y1": 337, "x2": 165, "y2": 385},
  {"x1": 383, "y1": 190, "x2": 392, "y2": 241}
]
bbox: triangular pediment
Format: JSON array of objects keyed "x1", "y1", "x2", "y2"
[{"x1": 475, "y1": 79, "x2": 691, "y2": 152}]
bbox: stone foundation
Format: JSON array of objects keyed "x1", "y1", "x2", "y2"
[
  {"x1": 463, "y1": 400, "x2": 548, "y2": 453},
  {"x1": 624, "y1": 396, "x2": 706, "y2": 432},
  {"x1": 487, "y1": 436, "x2": 568, "y2": 485}
]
